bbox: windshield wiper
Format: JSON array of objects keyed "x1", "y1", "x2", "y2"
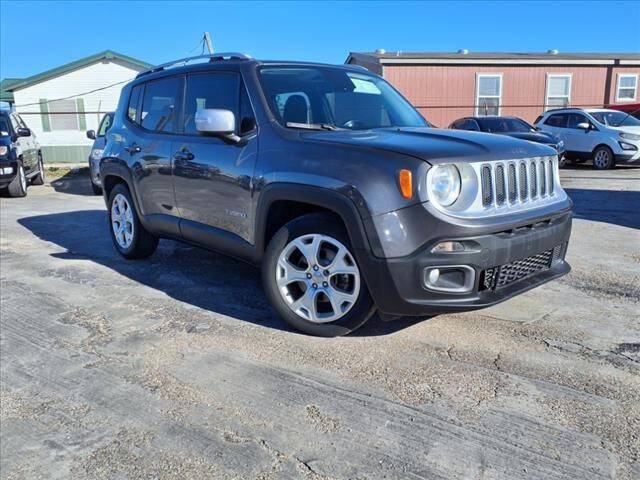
[{"x1": 285, "y1": 122, "x2": 341, "y2": 131}]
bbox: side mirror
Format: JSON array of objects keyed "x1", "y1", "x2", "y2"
[
  {"x1": 577, "y1": 122, "x2": 591, "y2": 131},
  {"x1": 195, "y1": 109, "x2": 235, "y2": 134},
  {"x1": 86, "y1": 130, "x2": 96, "y2": 140},
  {"x1": 16, "y1": 127, "x2": 31, "y2": 137}
]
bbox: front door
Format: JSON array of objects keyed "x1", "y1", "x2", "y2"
[
  {"x1": 173, "y1": 72, "x2": 258, "y2": 243},
  {"x1": 11, "y1": 113, "x2": 37, "y2": 171},
  {"x1": 565, "y1": 113, "x2": 597, "y2": 154}
]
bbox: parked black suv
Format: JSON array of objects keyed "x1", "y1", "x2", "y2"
[
  {"x1": 100, "y1": 54, "x2": 572, "y2": 336},
  {"x1": 0, "y1": 109, "x2": 44, "y2": 197}
]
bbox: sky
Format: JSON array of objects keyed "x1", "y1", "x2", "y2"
[{"x1": 1, "y1": 0, "x2": 639, "y2": 79}]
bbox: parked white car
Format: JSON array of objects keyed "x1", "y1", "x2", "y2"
[{"x1": 534, "y1": 108, "x2": 640, "y2": 169}]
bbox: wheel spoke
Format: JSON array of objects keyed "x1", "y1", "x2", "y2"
[
  {"x1": 291, "y1": 288, "x2": 318, "y2": 320},
  {"x1": 327, "y1": 287, "x2": 357, "y2": 316},
  {"x1": 326, "y1": 245, "x2": 358, "y2": 276},
  {"x1": 294, "y1": 235, "x2": 321, "y2": 267},
  {"x1": 277, "y1": 259, "x2": 309, "y2": 287}
]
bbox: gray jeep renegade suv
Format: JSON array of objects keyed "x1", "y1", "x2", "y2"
[{"x1": 100, "y1": 53, "x2": 572, "y2": 336}]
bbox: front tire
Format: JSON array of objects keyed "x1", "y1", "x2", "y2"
[
  {"x1": 91, "y1": 181, "x2": 103, "y2": 195},
  {"x1": 592, "y1": 145, "x2": 615, "y2": 170},
  {"x1": 108, "y1": 183, "x2": 158, "y2": 259},
  {"x1": 7, "y1": 162, "x2": 27, "y2": 197},
  {"x1": 31, "y1": 154, "x2": 45, "y2": 185},
  {"x1": 262, "y1": 213, "x2": 375, "y2": 337}
]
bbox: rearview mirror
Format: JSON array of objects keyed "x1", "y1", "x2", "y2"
[
  {"x1": 86, "y1": 130, "x2": 96, "y2": 140},
  {"x1": 195, "y1": 109, "x2": 235, "y2": 134},
  {"x1": 16, "y1": 127, "x2": 31, "y2": 137},
  {"x1": 577, "y1": 122, "x2": 591, "y2": 130}
]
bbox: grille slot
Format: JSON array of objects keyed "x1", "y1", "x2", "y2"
[
  {"x1": 539, "y1": 161, "x2": 546, "y2": 197},
  {"x1": 481, "y1": 165, "x2": 493, "y2": 206},
  {"x1": 548, "y1": 159, "x2": 554, "y2": 195},
  {"x1": 519, "y1": 163, "x2": 528, "y2": 201},
  {"x1": 495, "y1": 165, "x2": 506, "y2": 205},
  {"x1": 508, "y1": 163, "x2": 517, "y2": 203},
  {"x1": 480, "y1": 248, "x2": 559, "y2": 291},
  {"x1": 529, "y1": 162, "x2": 537, "y2": 199}
]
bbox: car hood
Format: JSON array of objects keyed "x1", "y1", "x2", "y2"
[
  {"x1": 496, "y1": 131, "x2": 558, "y2": 144},
  {"x1": 607, "y1": 125, "x2": 640, "y2": 135},
  {"x1": 301, "y1": 127, "x2": 556, "y2": 164},
  {"x1": 0, "y1": 134, "x2": 11, "y2": 146}
]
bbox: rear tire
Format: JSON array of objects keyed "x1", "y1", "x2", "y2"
[
  {"x1": 31, "y1": 154, "x2": 45, "y2": 185},
  {"x1": 558, "y1": 155, "x2": 568, "y2": 168},
  {"x1": 7, "y1": 162, "x2": 27, "y2": 197},
  {"x1": 592, "y1": 145, "x2": 615, "y2": 170},
  {"x1": 107, "y1": 183, "x2": 158, "y2": 259},
  {"x1": 262, "y1": 213, "x2": 375, "y2": 337}
]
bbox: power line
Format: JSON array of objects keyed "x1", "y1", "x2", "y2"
[{"x1": 12, "y1": 78, "x2": 132, "y2": 109}]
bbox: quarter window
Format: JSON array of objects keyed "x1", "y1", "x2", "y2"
[
  {"x1": 140, "y1": 77, "x2": 180, "y2": 133},
  {"x1": 616, "y1": 74, "x2": 637, "y2": 101},
  {"x1": 183, "y1": 73, "x2": 239, "y2": 135},
  {"x1": 128, "y1": 85, "x2": 143, "y2": 124},
  {"x1": 476, "y1": 74, "x2": 502, "y2": 116},
  {"x1": 546, "y1": 74, "x2": 571, "y2": 110}
]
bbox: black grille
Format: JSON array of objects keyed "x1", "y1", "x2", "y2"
[
  {"x1": 548, "y1": 160, "x2": 554, "y2": 195},
  {"x1": 539, "y1": 161, "x2": 546, "y2": 196},
  {"x1": 529, "y1": 162, "x2": 537, "y2": 199},
  {"x1": 495, "y1": 165, "x2": 505, "y2": 205},
  {"x1": 519, "y1": 163, "x2": 528, "y2": 201},
  {"x1": 508, "y1": 163, "x2": 517, "y2": 203},
  {"x1": 480, "y1": 248, "x2": 557, "y2": 290},
  {"x1": 481, "y1": 165, "x2": 493, "y2": 206}
]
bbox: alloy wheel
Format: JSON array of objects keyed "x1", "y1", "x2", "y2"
[
  {"x1": 19, "y1": 165, "x2": 26, "y2": 192},
  {"x1": 594, "y1": 149, "x2": 610, "y2": 169},
  {"x1": 111, "y1": 193, "x2": 134, "y2": 249},
  {"x1": 276, "y1": 233, "x2": 360, "y2": 323}
]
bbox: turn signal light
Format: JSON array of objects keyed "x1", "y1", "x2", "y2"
[{"x1": 398, "y1": 169, "x2": 413, "y2": 199}]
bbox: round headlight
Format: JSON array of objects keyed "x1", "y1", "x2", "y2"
[{"x1": 429, "y1": 164, "x2": 461, "y2": 207}]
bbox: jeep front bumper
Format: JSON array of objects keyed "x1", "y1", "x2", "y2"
[{"x1": 358, "y1": 203, "x2": 572, "y2": 316}]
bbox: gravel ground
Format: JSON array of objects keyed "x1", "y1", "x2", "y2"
[{"x1": 1, "y1": 165, "x2": 639, "y2": 479}]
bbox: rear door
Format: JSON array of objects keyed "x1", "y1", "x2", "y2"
[
  {"x1": 125, "y1": 77, "x2": 182, "y2": 235},
  {"x1": 173, "y1": 72, "x2": 258, "y2": 244}
]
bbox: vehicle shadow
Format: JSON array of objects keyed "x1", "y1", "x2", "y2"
[
  {"x1": 18, "y1": 210, "x2": 419, "y2": 337},
  {"x1": 565, "y1": 188, "x2": 640, "y2": 229},
  {"x1": 49, "y1": 169, "x2": 97, "y2": 196}
]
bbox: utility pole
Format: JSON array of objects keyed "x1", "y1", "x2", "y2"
[{"x1": 204, "y1": 32, "x2": 214, "y2": 54}]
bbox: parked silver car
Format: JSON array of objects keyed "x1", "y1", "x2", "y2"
[{"x1": 534, "y1": 108, "x2": 640, "y2": 169}]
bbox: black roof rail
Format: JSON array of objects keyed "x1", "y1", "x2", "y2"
[{"x1": 136, "y1": 52, "x2": 252, "y2": 78}]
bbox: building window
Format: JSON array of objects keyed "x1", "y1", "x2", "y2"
[
  {"x1": 43, "y1": 98, "x2": 87, "y2": 131},
  {"x1": 546, "y1": 74, "x2": 571, "y2": 110},
  {"x1": 476, "y1": 74, "x2": 502, "y2": 116},
  {"x1": 616, "y1": 74, "x2": 637, "y2": 101}
]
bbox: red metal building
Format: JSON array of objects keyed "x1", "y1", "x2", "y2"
[{"x1": 346, "y1": 51, "x2": 640, "y2": 127}]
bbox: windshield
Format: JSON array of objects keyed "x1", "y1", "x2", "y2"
[
  {"x1": 258, "y1": 66, "x2": 427, "y2": 130},
  {"x1": 590, "y1": 111, "x2": 640, "y2": 127},
  {"x1": 477, "y1": 117, "x2": 534, "y2": 133},
  {"x1": 0, "y1": 117, "x2": 9, "y2": 135}
]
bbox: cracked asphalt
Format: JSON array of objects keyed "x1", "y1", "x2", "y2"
[{"x1": 1, "y1": 165, "x2": 639, "y2": 479}]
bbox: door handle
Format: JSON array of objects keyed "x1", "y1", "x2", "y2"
[
  {"x1": 174, "y1": 149, "x2": 194, "y2": 161},
  {"x1": 125, "y1": 143, "x2": 141, "y2": 155}
]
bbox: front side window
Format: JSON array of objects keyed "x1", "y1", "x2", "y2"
[
  {"x1": 258, "y1": 66, "x2": 426, "y2": 130},
  {"x1": 544, "y1": 114, "x2": 568, "y2": 128},
  {"x1": 476, "y1": 74, "x2": 502, "y2": 116},
  {"x1": 546, "y1": 74, "x2": 571, "y2": 110},
  {"x1": 183, "y1": 73, "x2": 239, "y2": 134},
  {"x1": 616, "y1": 74, "x2": 637, "y2": 101},
  {"x1": 567, "y1": 113, "x2": 590, "y2": 129},
  {"x1": 140, "y1": 77, "x2": 180, "y2": 133},
  {"x1": 98, "y1": 113, "x2": 113, "y2": 136},
  {"x1": 477, "y1": 117, "x2": 533, "y2": 133}
]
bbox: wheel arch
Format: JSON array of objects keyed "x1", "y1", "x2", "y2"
[{"x1": 255, "y1": 184, "x2": 379, "y2": 259}]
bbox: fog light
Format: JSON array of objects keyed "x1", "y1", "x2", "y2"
[
  {"x1": 431, "y1": 241, "x2": 465, "y2": 253},
  {"x1": 424, "y1": 265, "x2": 475, "y2": 293},
  {"x1": 428, "y1": 268, "x2": 440, "y2": 284},
  {"x1": 619, "y1": 141, "x2": 638, "y2": 151},
  {"x1": 2, "y1": 167, "x2": 13, "y2": 175}
]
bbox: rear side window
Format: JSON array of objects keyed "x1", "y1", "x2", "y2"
[
  {"x1": 183, "y1": 73, "x2": 239, "y2": 134},
  {"x1": 141, "y1": 77, "x2": 181, "y2": 133},
  {"x1": 462, "y1": 119, "x2": 480, "y2": 131},
  {"x1": 128, "y1": 85, "x2": 142, "y2": 123},
  {"x1": 544, "y1": 114, "x2": 567, "y2": 128}
]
